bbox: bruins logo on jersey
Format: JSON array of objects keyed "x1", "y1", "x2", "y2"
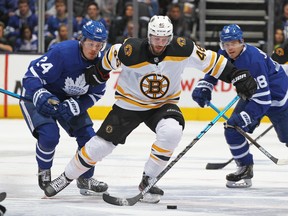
[
  {"x1": 124, "y1": 44, "x2": 132, "y2": 56},
  {"x1": 275, "y1": 47, "x2": 284, "y2": 56},
  {"x1": 140, "y1": 73, "x2": 170, "y2": 99},
  {"x1": 106, "y1": 125, "x2": 113, "y2": 133},
  {"x1": 177, "y1": 37, "x2": 186, "y2": 47}
]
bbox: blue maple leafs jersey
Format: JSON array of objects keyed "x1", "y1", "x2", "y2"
[
  {"x1": 22, "y1": 40, "x2": 106, "y2": 111},
  {"x1": 218, "y1": 44, "x2": 288, "y2": 120}
]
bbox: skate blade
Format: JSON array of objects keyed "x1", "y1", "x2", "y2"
[
  {"x1": 139, "y1": 193, "x2": 161, "y2": 204},
  {"x1": 79, "y1": 189, "x2": 108, "y2": 196},
  {"x1": 226, "y1": 179, "x2": 252, "y2": 188}
]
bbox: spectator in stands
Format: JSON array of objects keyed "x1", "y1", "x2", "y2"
[
  {"x1": 45, "y1": 0, "x2": 78, "y2": 42},
  {"x1": 274, "y1": 26, "x2": 285, "y2": 50},
  {"x1": 109, "y1": 1, "x2": 151, "y2": 44},
  {"x1": 73, "y1": 0, "x2": 95, "y2": 27},
  {"x1": 0, "y1": 21, "x2": 13, "y2": 52},
  {"x1": 14, "y1": 24, "x2": 38, "y2": 53},
  {"x1": 0, "y1": 0, "x2": 18, "y2": 26},
  {"x1": 115, "y1": 19, "x2": 133, "y2": 43},
  {"x1": 167, "y1": 3, "x2": 191, "y2": 38},
  {"x1": 78, "y1": 2, "x2": 107, "y2": 31},
  {"x1": 108, "y1": 2, "x2": 133, "y2": 44},
  {"x1": 0, "y1": 0, "x2": 35, "y2": 25},
  {"x1": 138, "y1": 0, "x2": 159, "y2": 17},
  {"x1": 45, "y1": 0, "x2": 56, "y2": 18},
  {"x1": 277, "y1": 1, "x2": 288, "y2": 40},
  {"x1": 6, "y1": 0, "x2": 38, "y2": 45},
  {"x1": 47, "y1": 23, "x2": 69, "y2": 50},
  {"x1": 96, "y1": 0, "x2": 117, "y2": 19},
  {"x1": 158, "y1": 0, "x2": 173, "y2": 15}
]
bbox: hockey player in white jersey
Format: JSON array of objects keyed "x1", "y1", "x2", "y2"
[
  {"x1": 44, "y1": 16, "x2": 257, "y2": 203},
  {"x1": 192, "y1": 24, "x2": 288, "y2": 188}
]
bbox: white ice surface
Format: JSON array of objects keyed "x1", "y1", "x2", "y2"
[{"x1": 0, "y1": 119, "x2": 288, "y2": 216}]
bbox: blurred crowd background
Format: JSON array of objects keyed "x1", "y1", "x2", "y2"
[{"x1": 0, "y1": 0, "x2": 285, "y2": 55}]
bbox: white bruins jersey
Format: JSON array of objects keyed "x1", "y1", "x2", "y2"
[{"x1": 101, "y1": 37, "x2": 230, "y2": 111}]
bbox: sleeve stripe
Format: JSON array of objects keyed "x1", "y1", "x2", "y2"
[
  {"x1": 211, "y1": 55, "x2": 225, "y2": 77},
  {"x1": 103, "y1": 55, "x2": 111, "y2": 69},
  {"x1": 203, "y1": 51, "x2": 216, "y2": 73}
]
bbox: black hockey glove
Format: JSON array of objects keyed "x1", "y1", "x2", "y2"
[
  {"x1": 85, "y1": 65, "x2": 109, "y2": 86},
  {"x1": 231, "y1": 69, "x2": 257, "y2": 100}
]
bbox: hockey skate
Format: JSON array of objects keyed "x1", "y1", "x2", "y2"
[
  {"x1": 226, "y1": 164, "x2": 253, "y2": 188},
  {"x1": 76, "y1": 177, "x2": 108, "y2": 196},
  {"x1": 38, "y1": 168, "x2": 51, "y2": 190},
  {"x1": 44, "y1": 172, "x2": 72, "y2": 197},
  {"x1": 138, "y1": 173, "x2": 164, "y2": 203}
]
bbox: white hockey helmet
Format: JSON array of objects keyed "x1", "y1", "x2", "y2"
[{"x1": 147, "y1": 15, "x2": 173, "y2": 45}]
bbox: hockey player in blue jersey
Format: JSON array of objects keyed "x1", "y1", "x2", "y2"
[
  {"x1": 19, "y1": 20, "x2": 111, "y2": 195},
  {"x1": 192, "y1": 24, "x2": 288, "y2": 188}
]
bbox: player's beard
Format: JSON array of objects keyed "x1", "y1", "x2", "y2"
[{"x1": 149, "y1": 44, "x2": 166, "y2": 56}]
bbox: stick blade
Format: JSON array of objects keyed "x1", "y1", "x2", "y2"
[
  {"x1": 102, "y1": 193, "x2": 142, "y2": 206},
  {"x1": 205, "y1": 163, "x2": 227, "y2": 170},
  {"x1": 205, "y1": 158, "x2": 234, "y2": 170},
  {"x1": 276, "y1": 159, "x2": 288, "y2": 165}
]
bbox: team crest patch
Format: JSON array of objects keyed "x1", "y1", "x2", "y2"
[
  {"x1": 140, "y1": 73, "x2": 170, "y2": 99},
  {"x1": 177, "y1": 37, "x2": 186, "y2": 47},
  {"x1": 124, "y1": 44, "x2": 132, "y2": 56},
  {"x1": 106, "y1": 125, "x2": 113, "y2": 133},
  {"x1": 275, "y1": 48, "x2": 284, "y2": 56}
]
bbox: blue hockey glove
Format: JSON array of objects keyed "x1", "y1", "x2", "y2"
[
  {"x1": 227, "y1": 111, "x2": 252, "y2": 132},
  {"x1": 57, "y1": 98, "x2": 81, "y2": 121},
  {"x1": 192, "y1": 79, "x2": 214, "y2": 107},
  {"x1": 33, "y1": 88, "x2": 59, "y2": 116}
]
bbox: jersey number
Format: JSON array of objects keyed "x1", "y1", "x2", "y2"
[
  {"x1": 36, "y1": 56, "x2": 53, "y2": 74},
  {"x1": 195, "y1": 44, "x2": 206, "y2": 61},
  {"x1": 256, "y1": 75, "x2": 268, "y2": 89}
]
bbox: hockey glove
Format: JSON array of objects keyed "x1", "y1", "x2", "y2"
[
  {"x1": 227, "y1": 111, "x2": 252, "y2": 132},
  {"x1": 192, "y1": 79, "x2": 214, "y2": 107},
  {"x1": 85, "y1": 65, "x2": 110, "y2": 86},
  {"x1": 231, "y1": 69, "x2": 257, "y2": 100},
  {"x1": 33, "y1": 88, "x2": 60, "y2": 117},
  {"x1": 57, "y1": 98, "x2": 81, "y2": 121}
]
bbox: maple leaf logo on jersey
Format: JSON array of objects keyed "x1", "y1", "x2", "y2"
[{"x1": 62, "y1": 74, "x2": 89, "y2": 96}]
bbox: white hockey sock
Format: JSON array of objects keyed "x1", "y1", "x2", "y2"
[{"x1": 65, "y1": 152, "x2": 93, "y2": 180}]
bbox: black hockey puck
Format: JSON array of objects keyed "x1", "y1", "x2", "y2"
[{"x1": 167, "y1": 205, "x2": 177, "y2": 209}]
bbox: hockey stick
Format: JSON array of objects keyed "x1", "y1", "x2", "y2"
[
  {"x1": 0, "y1": 88, "x2": 22, "y2": 100},
  {"x1": 205, "y1": 125, "x2": 273, "y2": 169},
  {"x1": 0, "y1": 88, "x2": 59, "y2": 105},
  {"x1": 209, "y1": 102, "x2": 288, "y2": 165},
  {"x1": 102, "y1": 95, "x2": 240, "y2": 206},
  {"x1": 206, "y1": 104, "x2": 273, "y2": 169}
]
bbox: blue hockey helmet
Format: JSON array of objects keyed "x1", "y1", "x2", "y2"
[
  {"x1": 81, "y1": 20, "x2": 107, "y2": 42},
  {"x1": 220, "y1": 24, "x2": 243, "y2": 42}
]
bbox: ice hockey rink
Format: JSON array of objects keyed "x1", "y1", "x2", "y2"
[{"x1": 0, "y1": 118, "x2": 288, "y2": 216}]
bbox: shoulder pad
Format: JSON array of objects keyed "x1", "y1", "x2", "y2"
[
  {"x1": 165, "y1": 37, "x2": 194, "y2": 57},
  {"x1": 118, "y1": 38, "x2": 148, "y2": 66}
]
